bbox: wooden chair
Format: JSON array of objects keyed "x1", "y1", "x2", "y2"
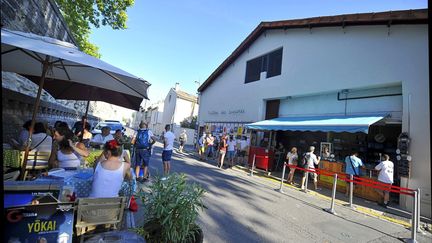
[
  {"x1": 75, "y1": 197, "x2": 127, "y2": 243},
  {"x1": 20, "y1": 151, "x2": 50, "y2": 180}
]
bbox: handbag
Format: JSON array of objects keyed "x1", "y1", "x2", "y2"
[{"x1": 129, "y1": 196, "x2": 138, "y2": 212}]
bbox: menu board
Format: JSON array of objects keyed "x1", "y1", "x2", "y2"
[{"x1": 4, "y1": 203, "x2": 75, "y2": 243}]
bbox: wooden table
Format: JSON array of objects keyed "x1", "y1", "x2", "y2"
[{"x1": 318, "y1": 160, "x2": 382, "y2": 202}]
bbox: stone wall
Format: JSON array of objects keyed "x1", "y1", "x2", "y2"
[
  {"x1": 1, "y1": 0, "x2": 76, "y2": 44},
  {"x1": 2, "y1": 88, "x2": 99, "y2": 142}
]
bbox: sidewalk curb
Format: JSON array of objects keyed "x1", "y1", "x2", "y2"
[{"x1": 231, "y1": 165, "x2": 415, "y2": 229}]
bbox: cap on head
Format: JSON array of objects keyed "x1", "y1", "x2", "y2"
[{"x1": 309, "y1": 146, "x2": 315, "y2": 152}]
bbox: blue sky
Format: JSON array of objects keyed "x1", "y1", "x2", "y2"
[{"x1": 90, "y1": 0, "x2": 427, "y2": 107}]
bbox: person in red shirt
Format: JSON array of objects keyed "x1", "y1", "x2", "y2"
[{"x1": 217, "y1": 134, "x2": 228, "y2": 169}]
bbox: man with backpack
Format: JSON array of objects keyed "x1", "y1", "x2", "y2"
[
  {"x1": 300, "y1": 146, "x2": 321, "y2": 191},
  {"x1": 131, "y1": 121, "x2": 157, "y2": 182}
]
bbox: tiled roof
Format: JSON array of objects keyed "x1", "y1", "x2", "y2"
[{"x1": 197, "y1": 9, "x2": 428, "y2": 92}]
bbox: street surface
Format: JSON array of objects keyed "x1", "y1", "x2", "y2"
[{"x1": 138, "y1": 143, "x2": 431, "y2": 243}]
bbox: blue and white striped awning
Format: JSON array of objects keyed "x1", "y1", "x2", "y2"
[{"x1": 245, "y1": 114, "x2": 387, "y2": 134}]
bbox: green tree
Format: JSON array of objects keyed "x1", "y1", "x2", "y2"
[
  {"x1": 55, "y1": 0, "x2": 135, "y2": 58},
  {"x1": 180, "y1": 116, "x2": 197, "y2": 129}
]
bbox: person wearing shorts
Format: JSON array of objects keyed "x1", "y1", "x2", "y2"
[
  {"x1": 131, "y1": 121, "x2": 156, "y2": 182},
  {"x1": 226, "y1": 135, "x2": 236, "y2": 167},
  {"x1": 217, "y1": 134, "x2": 228, "y2": 168},
  {"x1": 162, "y1": 124, "x2": 175, "y2": 180},
  {"x1": 374, "y1": 154, "x2": 394, "y2": 208},
  {"x1": 236, "y1": 136, "x2": 248, "y2": 165},
  {"x1": 300, "y1": 146, "x2": 321, "y2": 191}
]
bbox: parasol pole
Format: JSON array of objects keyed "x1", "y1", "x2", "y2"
[{"x1": 20, "y1": 56, "x2": 51, "y2": 180}]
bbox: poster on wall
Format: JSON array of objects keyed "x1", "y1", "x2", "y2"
[
  {"x1": 237, "y1": 126, "x2": 243, "y2": 136},
  {"x1": 4, "y1": 203, "x2": 75, "y2": 243}
]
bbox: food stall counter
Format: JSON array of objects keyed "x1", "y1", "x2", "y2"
[
  {"x1": 318, "y1": 160, "x2": 382, "y2": 202},
  {"x1": 248, "y1": 146, "x2": 275, "y2": 172}
]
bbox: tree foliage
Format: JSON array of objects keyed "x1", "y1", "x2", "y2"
[
  {"x1": 180, "y1": 116, "x2": 197, "y2": 129},
  {"x1": 55, "y1": 0, "x2": 134, "y2": 58}
]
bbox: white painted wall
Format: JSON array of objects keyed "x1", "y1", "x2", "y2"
[
  {"x1": 172, "y1": 125, "x2": 195, "y2": 146},
  {"x1": 162, "y1": 89, "x2": 176, "y2": 126},
  {"x1": 198, "y1": 25, "x2": 430, "y2": 216},
  {"x1": 162, "y1": 88, "x2": 199, "y2": 127},
  {"x1": 279, "y1": 85, "x2": 403, "y2": 119}
]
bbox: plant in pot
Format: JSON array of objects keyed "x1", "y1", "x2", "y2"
[{"x1": 135, "y1": 173, "x2": 206, "y2": 243}]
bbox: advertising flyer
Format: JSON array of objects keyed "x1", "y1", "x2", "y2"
[{"x1": 4, "y1": 203, "x2": 75, "y2": 243}]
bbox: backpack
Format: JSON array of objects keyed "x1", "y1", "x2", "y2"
[
  {"x1": 136, "y1": 129, "x2": 150, "y2": 149},
  {"x1": 179, "y1": 133, "x2": 185, "y2": 142},
  {"x1": 301, "y1": 153, "x2": 310, "y2": 168}
]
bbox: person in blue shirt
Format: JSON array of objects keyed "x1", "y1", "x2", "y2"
[{"x1": 344, "y1": 151, "x2": 364, "y2": 197}]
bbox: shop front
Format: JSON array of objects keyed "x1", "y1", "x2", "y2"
[{"x1": 246, "y1": 114, "x2": 403, "y2": 203}]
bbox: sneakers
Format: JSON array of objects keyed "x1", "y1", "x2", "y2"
[{"x1": 378, "y1": 202, "x2": 388, "y2": 208}]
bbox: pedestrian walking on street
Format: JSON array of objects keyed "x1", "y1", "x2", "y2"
[
  {"x1": 286, "y1": 147, "x2": 298, "y2": 185},
  {"x1": 236, "y1": 136, "x2": 249, "y2": 166},
  {"x1": 131, "y1": 121, "x2": 156, "y2": 182},
  {"x1": 218, "y1": 134, "x2": 228, "y2": 168},
  {"x1": 206, "y1": 133, "x2": 215, "y2": 159},
  {"x1": 374, "y1": 154, "x2": 394, "y2": 208},
  {"x1": 226, "y1": 135, "x2": 237, "y2": 168},
  {"x1": 300, "y1": 146, "x2": 321, "y2": 191},
  {"x1": 344, "y1": 151, "x2": 364, "y2": 197},
  {"x1": 179, "y1": 129, "x2": 187, "y2": 153},
  {"x1": 198, "y1": 133, "x2": 206, "y2": 161},
  {"x1": 162, "y1": 124, "x2": 176, "y2": 180}
]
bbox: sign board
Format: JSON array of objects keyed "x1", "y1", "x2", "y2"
[{"x1": 4, "y1": 203, "x2": 75, "y2": 243}]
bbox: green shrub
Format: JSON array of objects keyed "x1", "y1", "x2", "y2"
[{"x1": 136, "y1": 173, "x2": 206, "y2": 242}]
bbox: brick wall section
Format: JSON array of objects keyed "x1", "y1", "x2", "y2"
[
  {"x1": 1, "y1": 0, "x2": 76, "y2": 45},
  {"x1": 2, "y1": 88, "x2": 99, "y2": 142}
]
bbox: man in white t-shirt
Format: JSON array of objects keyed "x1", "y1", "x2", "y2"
[
  {"x1": 90, "y1": 127, "x2": 114, "y2": 147},
  {"x1": 162, "y1": 124, "x2": 175, "y2": 179},
  {"x1": 375, "y1": 154, "x2": 394, "y2": 208},
  {"x1": 300, "y1": 146, "x2": 321, "y2": 191},
  {"x1": 236, "y1": 136, "x2": 248, "y2": 165},
  {"x1": 226, "y1": 135, "x2": 237, "y2": 167}
]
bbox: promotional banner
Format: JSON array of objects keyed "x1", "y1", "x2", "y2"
[{"x1": 4, "y1": 203, "x2": 75, "y2": 243}]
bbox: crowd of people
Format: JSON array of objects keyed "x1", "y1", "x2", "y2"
[
  {"x1": 281, "y1": 144, "x2": 394, "y2": 208},
  {"x1": 9, "y1": 118, "x2": 395, "y2": 207},
  {"x1": 197, "y1": 133, "x2": 250, "y2": 169},
  {"x1": 8, "y1": 117, "x2": 178, "y2": 199}
]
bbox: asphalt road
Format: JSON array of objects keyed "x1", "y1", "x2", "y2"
[{"x1": 140, "y1": 143, "x2": 431, "y2": 243}]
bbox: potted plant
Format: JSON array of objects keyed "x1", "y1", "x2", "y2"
[{"x1": 135, "y1": 173, "x2": 206, "y2": 243}]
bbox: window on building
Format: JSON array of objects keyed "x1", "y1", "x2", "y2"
[{"x1": 245, "y1": 48, "x2": 283, "y2": 83}]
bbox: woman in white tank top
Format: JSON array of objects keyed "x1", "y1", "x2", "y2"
[
  {"x1": 90, "y1": 140, "x2": 130, "y2": 198},
  {"x1": 49, "y1": 127, "x2": 89, "y2": 169}
]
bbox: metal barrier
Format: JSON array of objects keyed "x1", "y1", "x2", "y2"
[
  {"x1": 249, "y1": 154, "x2": 256, "y2": 177},
  {"x1": 278, "y1": 164, "x2": 420, "y2": 242}
]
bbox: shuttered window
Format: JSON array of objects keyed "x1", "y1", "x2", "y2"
[{"x1": 245, "y1": 48, "x2": 283, "y2": 83}]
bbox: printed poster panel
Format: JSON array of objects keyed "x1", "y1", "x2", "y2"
[
  {"x1": 4, "y1": 203, "x2": 75, "y2": 243},
  {"x1": 237, "y1": 126, "x2": 243, "y2": 136}
]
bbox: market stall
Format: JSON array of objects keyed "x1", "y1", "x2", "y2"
[{"x1": 246, "y1": 114, "x2": 402, "y2": 203}]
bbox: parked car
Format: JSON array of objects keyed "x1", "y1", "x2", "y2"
[{"x1": 91, "y1": 121, "x2": 125, "y2": 135}]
